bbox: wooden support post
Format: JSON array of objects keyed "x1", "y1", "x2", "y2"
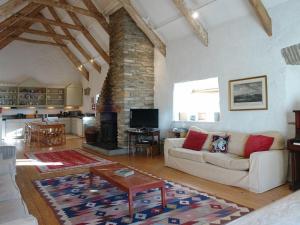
[
  {"x1": 30, "y1": 0, "x2": 109, "y2": 34},
  {"x1": 249, "y1": 0, "x2": 272, "y2": 36},
  {"x1": 82, "y1": 0, "x2": 109, "y2": 33},
  {"x1": 172, "y1": 0, "x2": 208, "y2": 46},
  {"x1": 60, "y1": 0, "x2": 110, "y2": 64},
  {"x1": 13, "y1": 36, "x2": 67, "y2": 47},
  {"x1": 47, "y1": 6, "x2": 102, "y2": 72},
  {"x1": 13, "y1": 14, "x2": 83, "y2": 31},
  {"x1": 16, "y1": 27, "x2": 71, "y2": 40},
  {"x1": 40, "y1": 15, "x2": 89, "y2": 80},
  {"x1": 118, "y1": 0, "x2": 166, "y2": 56}
]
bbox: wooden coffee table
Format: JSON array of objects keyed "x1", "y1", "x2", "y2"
[{"x1": 89, "y1": 163, "x2": 166, "y2": 217}]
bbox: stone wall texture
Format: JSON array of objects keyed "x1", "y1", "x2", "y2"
[{"x1": 98, "y1": 8, "x2": 154, "y2": 148}]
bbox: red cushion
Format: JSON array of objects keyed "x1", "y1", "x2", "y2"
[
  {"x1": 182, "y1": 130, "x2": 208, "y2": 151},
  {"x1": 244, "y1": 135, "x2": 274, "y2": 158}
]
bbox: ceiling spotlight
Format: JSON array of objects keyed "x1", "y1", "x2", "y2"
[
  {"x1": 192, "y1": 11, "x2": 199, "y2": 19},
  {"x1": 90, "y1": 59, "x2": 94, "y2": 63}
]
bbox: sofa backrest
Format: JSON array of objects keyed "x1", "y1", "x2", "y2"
[
  {"x1": 226, "y1": 131, "x2": 249, "y2": 156},
  {"x1": 226, "y1": 131, "x2": 285, "y2": 156},
  {"x1": 186, "y1": 126, "x2": 285, "y2": 157},
  {"x1": 189, "y1": 126, "x2": 226, "y2": 150}
]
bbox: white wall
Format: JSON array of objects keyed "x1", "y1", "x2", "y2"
[
  {"x1": 0, "y1": 41, "x2": 84, "y2": 115},
  {"x1": 81, "y1": 63, "x2": 109, "y2": 113},
  {"x1": 157, "y1": 0, "x2": 300, "y2": 136},
  {"x1": 0, "y1": 41, "x2": 82, "y2": 85}
]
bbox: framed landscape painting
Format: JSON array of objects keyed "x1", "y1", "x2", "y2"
[{"x1": 229, "y1": 75, "x2": 268, "y2": 111}]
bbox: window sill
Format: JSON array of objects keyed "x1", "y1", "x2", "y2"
[{"x1": 173, "y1": 120, "x2": 220, "y2": 124}]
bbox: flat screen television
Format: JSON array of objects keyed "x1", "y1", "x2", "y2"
[{"x1": 130, "y1": 109, "x2": 159, "y2": 128}]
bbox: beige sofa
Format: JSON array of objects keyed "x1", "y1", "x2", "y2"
[
  {"x1": 164, "y1": 127, "x2": 288, "y2": 193},
  {"x1": 0, "y1": 146, "x2": 38, "y2": 225}
]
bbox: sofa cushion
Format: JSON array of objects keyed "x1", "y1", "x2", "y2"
[
  {"x1": 169, "y1": 148, "x2": 206, "y2": 163},
  {"x1": 210, "y1": 135, "x2": 230, "y2": 153},
  {"x1": 0, "y1": 199, "x2": 29, "y2": 224},
  {"x1": 226, "y1": 131, "x2": 249, "y2": 156},
  {"x1": 182, "y1": 130, "x2": 208, "y2": 150},
  {"x1": 244, "y1": 135, "x2": 274, "y2": 158},
  {"x1": 188, "y1": 126, "x2": 226, "y2": 150},
  {"x1": 0, "y1": 174, "x2": 21, "y2": 202},
  {"x1": 255, "y1": 131, "x2": 285, "y2": 150},
  {"x1": 203, "y1": 152, "x2": 250, "y2": 171}
]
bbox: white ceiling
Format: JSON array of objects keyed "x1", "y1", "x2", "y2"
[
  {"x1": 128, "y1": 0, "x2": 290, "y2": 41},
  {"x1": 0, "y1": 0, "x2": 291, "y2": 76}
]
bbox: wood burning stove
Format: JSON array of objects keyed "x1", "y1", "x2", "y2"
[{"x1": 96, "y1": 112, "x2": 118, "y2": 150}]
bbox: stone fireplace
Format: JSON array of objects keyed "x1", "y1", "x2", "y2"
[{"x1": 96, "y1": 8, "x2": 155, "y2": 149}]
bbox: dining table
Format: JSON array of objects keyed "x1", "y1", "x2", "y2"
[{"x1": 25, "y1": 121, "x2": 66, "y2": 147}]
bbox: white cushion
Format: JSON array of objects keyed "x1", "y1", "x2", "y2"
[
  {"x1": 204, "y1": 152, "x2": 250, "y2": 171},
  {"x1": 0, "y1": 174, "x2": 20, "y2": 202},
  {"x1": 0, "y1": 199, "x2": 29, "y2": 224},
  {"x1": 0, "y1": 159, "x2": 16, "y2": 176},
  {"x1": 188, "y1": 126, "x2": 226, "y2": 150},
  {"x1": 226, "y1": 131, "x2": 249, "y2": 156},
  {"x1": 169, "y1": 148, "x2": 206, "y2": 163}
]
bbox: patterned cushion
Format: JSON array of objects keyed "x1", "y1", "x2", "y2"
[{"x1": 210, "y1": 135, "x2": 230, "y2": 153}]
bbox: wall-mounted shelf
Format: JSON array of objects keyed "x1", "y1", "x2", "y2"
[{"x1": 0, "y1": 86, "x2": 65, "y2": 107}]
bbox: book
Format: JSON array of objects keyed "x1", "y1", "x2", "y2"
[{"x1": 114, "y1": 168, "x2": 135, "y2": 177}]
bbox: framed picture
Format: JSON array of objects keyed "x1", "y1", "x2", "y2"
[
  {"x1": 84, "y1": 87, "x2": 91, "y2": 96},
  {"x1": 229, "y1": 75, "x2": 268, "y2": 111}
]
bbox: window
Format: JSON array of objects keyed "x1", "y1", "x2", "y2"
[{"x1": 173, "y1": 77, "x2": 220, "y2": 122}]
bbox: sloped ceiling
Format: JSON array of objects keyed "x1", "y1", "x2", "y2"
[{"x1": 0, "y1": 0, "x2": 291, "y2": 80}]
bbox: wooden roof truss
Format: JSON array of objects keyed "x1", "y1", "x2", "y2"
[
  {"x1": 0, "y1": 0, "x2": 167, "y2": 80},
  {"x1": 0, "y1": 0, "x2": 111, "y2": 80}
]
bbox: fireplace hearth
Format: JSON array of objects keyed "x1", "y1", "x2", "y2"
[{"x1": 95, "y1": 112, "x2": 118, "y2": 150}]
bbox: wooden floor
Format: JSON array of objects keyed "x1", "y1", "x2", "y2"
[{"x1": 11, "y1": 137, "x2": 291, "y2": 225}]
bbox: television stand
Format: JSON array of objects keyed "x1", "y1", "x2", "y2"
[{"x1": 127, "y1": 129, "x2": 160, "y2": 156}]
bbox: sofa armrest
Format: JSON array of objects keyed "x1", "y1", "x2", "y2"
[
  {"x1": 249, "y1": 150, "x2": 288, "y2": 193},
  {"x1": 164, "y1": 138, "x2": 185, "y2": 163},
  {"x1": 0, "y1": 146, "x2": 16, "y2": 176},
  {"x1": 0, "y1": 216, "x2": 38, "y2": 225}
]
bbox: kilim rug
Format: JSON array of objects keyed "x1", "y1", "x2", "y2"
[
  {"x1": 34, "y1": 171, "x2": 252, "y2": 225},
  {"x1": 25, "y1": 149, "x2": 113, "y2": 173}
]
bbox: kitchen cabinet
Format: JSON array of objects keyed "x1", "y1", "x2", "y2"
[
  {"x1": 4, "y1": 118, "x2": 42, "y2": 139},
  {"x1": 71, "y1": 118, "x2": 84, "y2": 137},
  {"x1": 58, "y1": 118, "x2": 71, "y2": 134},
  {"x1": 65, "y1": 84, "x2": 83, "y2": 107}
]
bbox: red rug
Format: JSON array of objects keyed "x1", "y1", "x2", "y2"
[{"x1": 24, "y1": 149, "x2": 113, "y2": 173}]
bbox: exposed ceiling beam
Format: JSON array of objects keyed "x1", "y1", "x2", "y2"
[
  {"x1": 13, "y1": 14, "x2": 83, "y2": 30},
  {"x1": 0, "y1": 3, "x2": 40, "y2": 30},
  {"x1": 249, "y1": 0, "x2": 272, "y2": 36},
  {"x1": 13, "y1": 36, "x2": 66, "y2": 47},
  {"x1": 30, "y1": 0, "x2": 109, "y2": 34},
  {"x1": 47, "y1": 6, "x2": 102, "y2": 72},
  {"x1": 172, "y1": 0, "x2": 208, "y2": 46},
  {"x1": 102, "y1": 0, "x2": 122, "y2": 17},
  {"x1": 40, "y1": 15, "x2": 89, "y2": 80},
  {"x1": 82, "y1": 0, "x2": 109, "y2": 34},
  {"x1": 60, "y1": 0, "x2": 110, "y2": 64},
  {"x1": 15, "y1": 27, "x2": 70, "y2": 40},
  {"x1": 0, "y1": 0, "x2": 27, "y2": 16},
  {"x1": 118, "y1": 0, "x2": 166, "y2": 56},
  {"x1": 0, "y1": 4, "x2": 44, "y2": 49}
]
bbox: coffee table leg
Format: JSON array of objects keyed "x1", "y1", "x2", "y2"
[
  {"x1": 161, "y1": 186, "x2": 166, "y2": 208},
  {"x1": 89, "y1": 172, "x2": 94, "y2": 187},
  {"x1": 128, "y1": 191, "x2": 134, "y2": 218}
]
